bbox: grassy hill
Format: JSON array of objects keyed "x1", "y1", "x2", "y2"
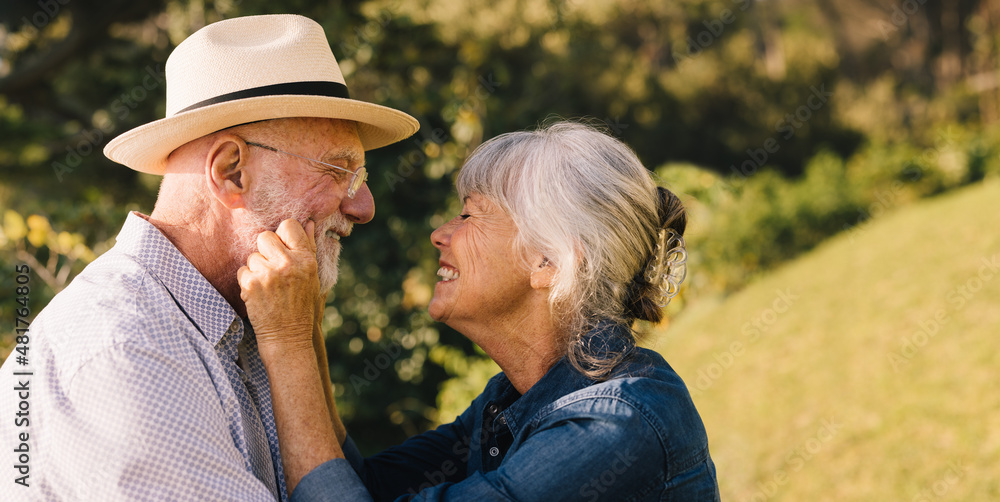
[{"x1": 652, "y1": 178, "x2": 999, "y2": 501}]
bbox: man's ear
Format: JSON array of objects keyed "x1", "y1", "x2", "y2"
[
  {"x1": 530, "y1": 256, "x2": 556, "y2": 290},
  {"x1": 206, "y1": 135, "x2": 251, "y2": 209}
]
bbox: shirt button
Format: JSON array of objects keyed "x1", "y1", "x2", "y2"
[
  {"x1": 489, "y1": 446, "x2": 500, "y2": 457},
  {"x1": 497, "y1": 414, "x2": 506, "y2": 425},
  {"x1": 487, "y1": 403, "x2": 499, "y2": 414}
]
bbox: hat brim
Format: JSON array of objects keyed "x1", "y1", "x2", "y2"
[{"x1": 103, "y1": 95, "x2": 419, "y2": 174}]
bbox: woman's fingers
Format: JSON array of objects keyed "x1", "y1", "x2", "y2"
[
  {"x1": 252, "y1": 220, "x2": 317, "y2": 269},
  {"x1": 275, "y1": 219, "x2": 317, "y2": 256},
  {"x1": 239, "y1": 219, "x2": 320, "y2": 349},
  {"x1": 245, "y1": 251, "x2": 269, "y2": 273}
]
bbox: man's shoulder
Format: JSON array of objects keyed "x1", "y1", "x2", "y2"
[
  {"x1": 29, "y1": 247, "x2": 196, "y2": 373},
  {"x1": 37, "y1": 247, "x2": 159, "y2": 327}
]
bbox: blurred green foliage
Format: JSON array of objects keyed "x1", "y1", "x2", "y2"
[
  {"x1": 659, "y1": 179, "x2": 1000, "y2": 500},
  {"x1": 2, "y1": 0, "x2": 999, "y2": 454}
]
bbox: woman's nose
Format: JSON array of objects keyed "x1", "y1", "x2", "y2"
[{"x1": 431, "y1": 219, "x2": 455, "y2": 249}]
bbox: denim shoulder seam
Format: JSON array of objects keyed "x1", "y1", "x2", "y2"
[
  {"x1": 530, "y1": 390, "x2": 668, "y2": 460},
  {"x1": 528, "y1": 382, "x2": 709, "y2": 478}
]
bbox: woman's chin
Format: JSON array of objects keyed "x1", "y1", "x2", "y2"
[{"x1": 427, "y1": 297, "x2": 446, "y2": 322}]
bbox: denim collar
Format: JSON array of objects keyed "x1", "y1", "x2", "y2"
[{"x1": 493, "y1": 320, "x2": 639, "y2": 435}]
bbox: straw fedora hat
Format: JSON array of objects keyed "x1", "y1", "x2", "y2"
[{"x1": 104, "y1": 14, "x2": 419, "y2": 174}]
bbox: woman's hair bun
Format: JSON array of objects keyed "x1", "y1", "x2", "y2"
[
  {"x1": 657, "y1": 187, "x2": 686, "y2": 237},
  {"x1": 624, "y1": 187, "x2": 687, "y2": 323}
]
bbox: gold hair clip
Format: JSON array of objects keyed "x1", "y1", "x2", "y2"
[{"x1": 643, "y1": 228, "x2": 687, "y2": 307}]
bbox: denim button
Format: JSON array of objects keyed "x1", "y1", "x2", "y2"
[
  {"x1": 489, "y1": 446, "x2": 500, "y2": 457},
  {"x1": 497, "y1": 414, "x2": 506, "y2": 425},
  {"x1": 487, "y1": 403, "x2": 499, "y2": 414}
]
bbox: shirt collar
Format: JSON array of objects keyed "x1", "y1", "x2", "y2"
[
  {"x1": 115, "y1": 211, "x2": 241, "y2": 348},
  {"x1": 497, "y1": 320, "x2": 638, "y2": 433}
]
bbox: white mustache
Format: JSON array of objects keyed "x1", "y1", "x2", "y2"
[{"x1": 319, "y1": 217, "x2": 352, "y2": 239}]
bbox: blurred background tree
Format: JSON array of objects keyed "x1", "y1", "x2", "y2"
[{"x1": 2, "y1": 0, "x2": 999, "y2": 465}]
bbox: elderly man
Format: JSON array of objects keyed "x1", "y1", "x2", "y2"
[{"x1": 0, "y1": 14, "x2": 416, "y2": 500}]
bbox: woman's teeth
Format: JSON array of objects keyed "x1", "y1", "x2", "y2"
[{"x1": 437, "y1": 267, "x2": 459, "y2": 281}]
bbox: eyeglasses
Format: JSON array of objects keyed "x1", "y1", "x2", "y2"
[{"x1": 245, "y1": 141, "x2": 368, "y2": 199}]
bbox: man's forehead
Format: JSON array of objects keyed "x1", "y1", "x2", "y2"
[
  {"x1": 278, "y1": 117, "x2": 364, "y2": 164},
  {"x1": 321, "y1": 121, "x2": 365, "y2": 167}
]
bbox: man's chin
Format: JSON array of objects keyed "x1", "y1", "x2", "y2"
[
  {"x1": 317, "y1": 258, "x2": 339, "y2": 293},
  {"x1": 316, "y1": 238, "x2": 342, "y2": 291},
  {"x1": 319, "y1": 279, "x2": 337, "y2": 294}
]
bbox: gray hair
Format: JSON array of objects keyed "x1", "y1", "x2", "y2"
[{"x1": 456, "y1": 121, "x2": 686, "y2": 379}]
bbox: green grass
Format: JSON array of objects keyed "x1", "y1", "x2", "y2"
[{"x1": 652, "y1": 178, "x2": 999, "y2": 501}]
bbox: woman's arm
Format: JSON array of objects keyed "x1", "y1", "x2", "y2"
[
  {"x1": 313, "y1": 291, "x2": 347, "y2": 444},
  {"x1": 239, "y1": 220, "x2": 475, "y2": 501},
  {"x1": 258, "y1": 338, "x2": 344, "y2": 493},
  {"x1": 238, "y1": 220, "x2": 354, "y2": 495},
  {"x1": 293, "y1": 400, "x2": 476, "y2": 501}
]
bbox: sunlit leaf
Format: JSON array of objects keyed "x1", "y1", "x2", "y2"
[
  {"x1": 2, "y1": 210, "x2": 27, "y2": 241},
  {"x1": 26, "y1": 214, "x2": 51, "y2": 247}
]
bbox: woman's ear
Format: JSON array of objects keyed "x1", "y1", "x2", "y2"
[
  {"x1": 206, "y1": 135, "x2": 251, "y2": 209},
  {"x1": 530, "y1": 256, "x2": 555, "y2": 289}
]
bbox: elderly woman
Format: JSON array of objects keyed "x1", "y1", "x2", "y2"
[{"x1": 240, "y1": 122, "x2": 720, "y2": 501}]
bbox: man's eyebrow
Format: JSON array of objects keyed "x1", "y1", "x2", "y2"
[{"x1": 321, "y1": 146, "x2": 364, "y2": 168}]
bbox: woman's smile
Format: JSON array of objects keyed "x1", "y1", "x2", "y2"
[{"x1": 436, "y1": 262, "x2": 460, "y2": 282}]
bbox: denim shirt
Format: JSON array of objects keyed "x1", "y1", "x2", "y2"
[{"x1": 294, "y1": 322, "x2": 719, "y2": 501}]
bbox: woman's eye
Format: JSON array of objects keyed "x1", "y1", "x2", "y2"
[{"x1": 459, "y1": 214, "x2": 471, "y2": 220}]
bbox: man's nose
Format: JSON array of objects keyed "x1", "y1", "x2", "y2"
[{"x1": 340, "y1": 181, "x2": 374, "y2": 224}]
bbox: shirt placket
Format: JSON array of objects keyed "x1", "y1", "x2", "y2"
[
  {"x1": 222, "y1": 321, "x2": 279, "y2": 499},
  {"x1": 482, "y1": 402, "x2": 513, "y2": 472},
  {"x1": 237, "y1": 340, "x2": 279, "y2": 499}
]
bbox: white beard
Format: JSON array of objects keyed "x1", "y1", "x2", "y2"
[{"x1": 237, "y1": 171, "x2": 352, "y2": 293}]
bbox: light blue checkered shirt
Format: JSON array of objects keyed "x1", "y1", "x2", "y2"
[{"x1": 0, "y1": 212, "x2": 288, "y2": 500}]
